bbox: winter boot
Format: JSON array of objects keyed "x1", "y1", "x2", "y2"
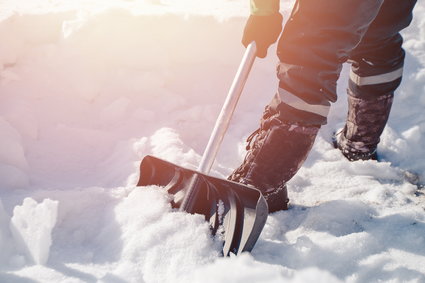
[
  {"x1": 334, "y1": 90, "x2": 394, "y2": 161},
  {"x1": 228, "y1": 106, "x2": 320, "y2": 213}
]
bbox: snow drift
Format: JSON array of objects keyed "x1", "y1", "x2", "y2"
[{"x1": 0, "y1": 1, "x2": 425, "y2": 282}]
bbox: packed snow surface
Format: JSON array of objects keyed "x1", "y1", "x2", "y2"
[{"x1": 1, "y1": 0, "x2": 425, "y2": 282}]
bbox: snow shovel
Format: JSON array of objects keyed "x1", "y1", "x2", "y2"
[{"x1": 137, "y1": 42, "x2": 268, "y2": 256}]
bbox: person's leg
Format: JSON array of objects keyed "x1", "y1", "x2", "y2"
[
  {"x1": 229, "y1": 0, "x2": 385, "y2": 212},
  {"x1": 335, "y1": 0, "x2": 417, "y2": 161},
  {"x1": 228, "y1": 107, "x2": 319, "y2": 212}
]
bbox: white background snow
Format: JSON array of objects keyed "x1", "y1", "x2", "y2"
[{"x1": 0, "y1": 0, "x2": 425, "y2": 282}]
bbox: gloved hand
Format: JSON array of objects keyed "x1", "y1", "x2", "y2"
[{"x1": 242, "y1": 13, "x2": 283, "y2": 58}]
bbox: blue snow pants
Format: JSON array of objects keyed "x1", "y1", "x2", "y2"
[{"x1": 270, "y1": 0, "x2": 417, "y2": 126}]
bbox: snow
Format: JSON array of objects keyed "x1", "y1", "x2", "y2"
[
  {"x1": 0, "y1": 0, "x2": 424, "y2": 282},
  {"x1": 10, "y1": 198, "x2": 58, "y2": 265}
]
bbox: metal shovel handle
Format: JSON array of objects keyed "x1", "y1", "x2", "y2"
[
  {"x1": 179, "y1": 42, "x2": 257, "y2": 212},
  {"x1": 198, "y1": 42, "x2": 257, "y2": 174}
]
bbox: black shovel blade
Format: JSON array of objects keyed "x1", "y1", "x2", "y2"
[{"x1": 137, "y1": 155, "x2": 268, "y2": 256}]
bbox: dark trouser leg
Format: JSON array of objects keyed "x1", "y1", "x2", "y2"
[
  {"x1": 275, "y1": 0, "x2": 385, "y2": 126},
  {"x1": 230, "y1": 0, "x2": 390, "y2": 212},
  {"x1": 337, "y1": 0, "x2": 417, "y2": 160}
]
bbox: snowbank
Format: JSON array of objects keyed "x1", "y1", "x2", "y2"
[{"x1": 0, "y1": 1, "x2": 424, "y2": 282}]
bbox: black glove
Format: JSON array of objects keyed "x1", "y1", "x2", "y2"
[{"x1": 242, "y1": 13, "x2": 283, "y2": 58}]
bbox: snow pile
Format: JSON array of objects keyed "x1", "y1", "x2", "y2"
[
  {"x1": 110, "y1": 187, "x2": 218, "y2": 282},
  {"x1": 10, "y1": 198, "x2": 58, "y2": 265},
  {"x1": 0, "y1": 0, "x2": 425, "y2": 282}
]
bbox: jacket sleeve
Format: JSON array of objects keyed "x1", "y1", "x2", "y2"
[{"x1": 250, "y1": 0, "x2": 280, "y2": 15}]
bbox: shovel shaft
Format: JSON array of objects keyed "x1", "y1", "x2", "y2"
[
  {"x1": 197, "y1": 42, "x2": 257, "y2": 174},
  {"x1": 180, "y1": 42, "x2": 257, "y2": 212}
]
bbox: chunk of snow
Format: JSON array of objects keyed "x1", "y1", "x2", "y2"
[{"x1": 10, "y1": 198, "x2": 59, "y2": 265}]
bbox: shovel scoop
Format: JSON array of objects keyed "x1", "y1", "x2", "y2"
[{"x1": 137, "y1": 43, "x2": 268, "y2": 256}]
